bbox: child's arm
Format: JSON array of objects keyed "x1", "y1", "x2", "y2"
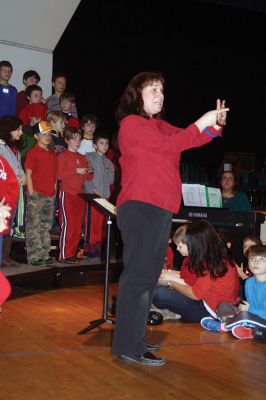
[
  {"x1": 107, "y1": 160, "x2": 115, "y2": 185},
  {"x1": 25, "y1": 169, "x2": 34, "y2": 195},
  {"x1": 83, "y1": 158, "x2": 93, "y2": 181},
  {"x1": 158, "y1": 276, "x2": 197, "y2": 299},
  {"x1": 238, "y1": 300, "x2": 249, "y2": 312},
  {"x1": 57, "y1": 155, "x2": 80, "y2": 181},
  {"x1": 236, "y1": 263, "x2": 249, "y2": 280},
  {"x1": 84, "y1": 156, "x2": 96, "y2": 193}
]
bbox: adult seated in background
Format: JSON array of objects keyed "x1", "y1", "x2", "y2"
[{"x1": 220, "y1": 170, "x2": 251, "y2": 211}]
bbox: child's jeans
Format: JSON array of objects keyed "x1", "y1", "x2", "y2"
[{"x1": 25, "y1": 192, "x2": 54, "y2": 263}]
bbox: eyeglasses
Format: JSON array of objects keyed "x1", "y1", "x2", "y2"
[{"x1": 249, "y1": 257, "x2": 266, "y2": 264}]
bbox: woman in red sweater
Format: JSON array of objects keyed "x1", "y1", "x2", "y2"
[{"x1": 112, "y1": 71, "x2": 229, "y2": 366}]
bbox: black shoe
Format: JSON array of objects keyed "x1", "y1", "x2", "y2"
[
  {"x1": 147, "y1": 311, "x2": 163, "y2": 326},
  {"x1": 59, "y1": 257, "x2": 79, "y2": 264},
  {"x1": 146, "y1": 343, "x2": 160, "y2": 351},
  {"x1": 117, "y1": 351, "x2": 165, "y2": 366},
  {"x1": 42, "y1": 257, "x2": 54, "y2": 265},
  {"x1": 253, "y1": 327, "x2": 266, "y2": 342},
  {"x1": 30, "y1": 258, "x2": 46, "y2": 266}
]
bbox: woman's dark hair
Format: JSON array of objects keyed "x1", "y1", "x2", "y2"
[
  {"x1": 186, "y1": 219, "x2": 235, "y2": 279},
  {"x1": 116, "y1": 71, "x2": 165, "y2": 123},
  {"x1": 0, "y1": 115, "x2": 24, "y2": 150}
]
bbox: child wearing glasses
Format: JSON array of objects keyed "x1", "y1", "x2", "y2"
[{"x1": 201, "y1": 244, "x2": 266, "y2": 341}]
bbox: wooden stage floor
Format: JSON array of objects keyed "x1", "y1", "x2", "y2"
[{"x1": 0, "y1": 282, "x2": 265, "y2": 400}]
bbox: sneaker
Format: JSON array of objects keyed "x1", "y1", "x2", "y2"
[
  {"x1": 216, "y1": 302, "x2": 237, "y2": 321},
  {"x1": 13, "y1": 230, "x2": 26, "y2": 239},
  {"x1": 30, "y1": 258, "x2": 46, "y2": 266},
  {"x1": 42, "y1": 257, "x2": 54, "y2": 265},
  {"x1": 150, "y1": 304, "x2": 181, "y2": 320},
  {"x1": 201, "y1": 317, "x2": 223, "y2": 333},
  {"x1": 232, "y1": 326, "x2": 254, "y2": 339},
  {"x1": 147, "y1": 311, "x2": 163, "y2": 326},
  {"x1": 59, "y1": 257, "x2": 80, "y2": 264},
  {"x1": 253, "y1": 327, "x2": 266, "y2": 342}
]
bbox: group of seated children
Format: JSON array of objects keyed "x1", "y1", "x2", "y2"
[{"x1": 152, "y1": 220, "x2": 266, "y2": 342}]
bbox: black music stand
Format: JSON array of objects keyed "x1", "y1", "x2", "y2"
[{"x1": 77, "y1": 197, "x2": 116, "y2": 335}]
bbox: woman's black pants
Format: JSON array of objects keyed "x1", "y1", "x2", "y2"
[{"x1": 112, "y1": 201, "x2": 172, "y2": 356}]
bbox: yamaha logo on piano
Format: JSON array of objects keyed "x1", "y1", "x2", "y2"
[{"x1": 188, "y1": 212, "x2": 208, "y2": 218}]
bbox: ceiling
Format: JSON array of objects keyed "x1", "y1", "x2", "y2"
[{"x1": 0, "y1": 0, "x2": 81, "y2": 52}]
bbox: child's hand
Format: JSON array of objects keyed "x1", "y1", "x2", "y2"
[
  {"x1": 76, "y1": 168, "x2": 88, "y2": 175},
  {"x1": 161, "y1": 270, "x2": 180, "y2": 281},
  {"x1": 238, "y1": 300, "x2": 249, "y2": 311},
  {"x1": 158, "y1": 276, "x2": 169, "y2": 286},
  {"x1": 30, "y1": 117, "x2": 41, "y2": 126},
  {"x1": 236, "y1": 263, "x2": 248, "y2": 280},
  {"x1": 93, "y1": 189, "x2": 102, "y2": 197},
  {"x1": 18, "y1": 175, "x2": 26, "y2": 186},
  {"x1": 0, "y1": 199, "x2": 11, "y2": 233}
]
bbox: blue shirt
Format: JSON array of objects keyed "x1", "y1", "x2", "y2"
[
  {"x1": 245, "y1": 277, "x2": 266, "y2": 320},
  {"x1": 0, "y1": 84, "x2": 17, "y2": 117}
]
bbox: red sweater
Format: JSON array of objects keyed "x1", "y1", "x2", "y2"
[
  {"x1": 18, "y1": 103, "x2": 48, "y2": 126},
  {"x1": 117, "y1": 115, "x2": 221, "y2": 213},
  {"x1": 180, "y1": 257, "x2": 239, "y2": 311},
  {"x1": 0, "y1": 156, "x2": 19, "y2": 234},
  {"x1": 57, "y1": 150, "x2": 93, "y2": 195}
]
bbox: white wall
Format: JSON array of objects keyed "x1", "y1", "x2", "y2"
[
  {"x1": 0, "y1": 0, "x2": 81, "y2": 51},
  {"x1": 0, "y1": 0, "x2": 81, "y2": 98},
  {"x1": 0, "y1": 42, "x2": 52, "y2": 98}
]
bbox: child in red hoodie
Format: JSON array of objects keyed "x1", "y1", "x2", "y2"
[{"x1": 57, "y1": 127, "x2": 93, "y2": 264}]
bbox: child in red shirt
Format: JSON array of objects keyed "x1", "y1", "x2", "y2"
[
  {"x1": 57, "y1": 127, "x2": 93, "y2": 264},
  {"x1": 18, "y1": 85, "x2": 47, "y2": 126},
  {"x1": 153, "y1": 220, "x2": 239, "y2": 322},
  {"x1": 24, "y1": 120, "x2": 57, "y2": 266}
]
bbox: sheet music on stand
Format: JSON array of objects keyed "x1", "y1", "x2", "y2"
[{"x1": 93, "y1": 198, "x2": 117, "y2": 216}]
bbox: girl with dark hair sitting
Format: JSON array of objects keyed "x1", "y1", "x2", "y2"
[{"x1": 153, "y1": 219, "x2": 239, "y2": 322}]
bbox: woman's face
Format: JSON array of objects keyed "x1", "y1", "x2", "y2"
[
  {"x1": 220, "y1": 172, "x2": 235, "y2": 191},
  {"x1": 10, "y1": 125, "x2": 23, "y2": 141},
  {"x1": 142, "y1": 80, "x2": 164, "y2": 117}
]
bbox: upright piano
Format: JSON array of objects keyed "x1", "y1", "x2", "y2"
[
  {"x1": 172, "y1": 207, "x2": 265, "y2": 264},
  {"x1": 173, "y1": 207, "x2": 265, "y2": 236}
]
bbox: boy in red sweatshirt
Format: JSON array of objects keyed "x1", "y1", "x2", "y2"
[{"x1": 57, "y1": 127, "x2": 93, "y2": 264}]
